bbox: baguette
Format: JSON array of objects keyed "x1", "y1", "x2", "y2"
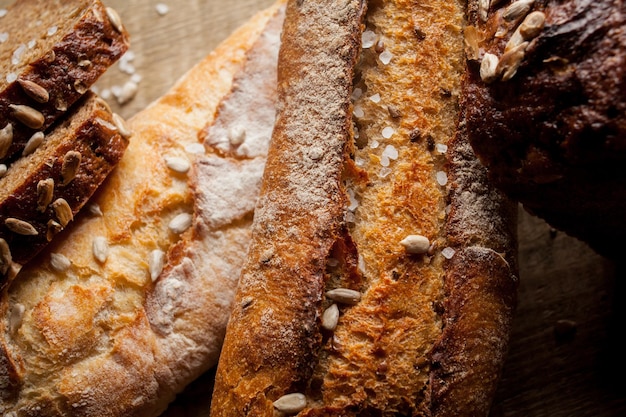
[
  {"x1": 0, "y1": 2, "x2": 285, "y2": 415},
  {"x1": 0, "y1": 0, "x2": 129, "y2": 165},
  {"x1": 211, "y1": 0, "x2": 517, "y2": 416},
  {"x1": 0, "y1": 91, "x2": 129, "y2": 284}
]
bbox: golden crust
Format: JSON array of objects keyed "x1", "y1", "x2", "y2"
[
  {"x1": 212, "y1": 0, "x2": 518, "y2": 415},
  {"x1": 0, "y1": 2, "x2": 286, "y2": 415},
  {"x1": 210, "y1": 1, "x2": 367, "y2": 414}
]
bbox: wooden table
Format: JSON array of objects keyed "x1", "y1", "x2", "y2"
[{"x1": 2, "y1": 0, "x2": 624, "y2": 415}]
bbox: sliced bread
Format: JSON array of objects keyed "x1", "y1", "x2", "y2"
[{"x1": 0, "y1": 0, "x2": 129, "y2": 165}]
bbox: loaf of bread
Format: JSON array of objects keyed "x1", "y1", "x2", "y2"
[
  {"x1": 462, "y1": 0, "x2": 625, "y2": 257},
  {"x1": 0, "y1": 1, "x2": 285, "y2": 415},
  {"x1": 0, "y1": 0, "x2": 129, "y2": 166},
  {"x1": 0, "y1": 91, "x2": 129, "y2": 284},
  {"x1": 211, "y1": 0, "x2": 517, "y2": 416}
]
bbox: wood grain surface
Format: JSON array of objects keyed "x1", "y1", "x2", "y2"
[{"x1": 1, "y1": 0, "x2": 624, "y2": 416}]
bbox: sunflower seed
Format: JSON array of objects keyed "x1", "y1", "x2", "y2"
[
  {"x1": 228, "y1": 126, "x2": 246, "y2": 147},
  {"x1": 504, "y1": 28, "x2": 526, "y2": 52},
  {"x1": 519, "y1": 11, "x2": 546, "y2": 40},
  {"x1": 478, "y1": 0, "x2": 490, "y2": 22},
  {"x1": 400, "y1": 234, "x2": 431, "y2": 254},
  {"x1": 0, "y1": 238, "x2": 12, "y2": 275},
  {"x1": 46, "y1": 219, "x2": 63, "y2": 241},
  {"x1": 88, "y1": 203, "x2": 103, "y2": 217},
  {"x1": 51, "y1": 198, "x2": 73, "y2": 227},
  {"x1": 149, "y1": 249, "x2": 165, "y2": 282},
  {"x1": 18, "y1": 79, "x2": 49, "y2": 103},
  {"x1": 164, "y1": 156, "x2": 190, "y2": 173},
  {"x1": 273, "y1": 393, "x2": 307, "y2": 414},
  {"x1": 44, "y1": 50, "x2": 56, "y2": 63},
  {"x1": 326, "y1": 288, "x2": 361, "y2": 305},
  {"x1": 37, "y1": 178, "x2": 55, "y2": 212},
  {"x1": 112, "y1": 113, "x2": 132, "y2": 139},
  {"x1": 73, "y1": 79, "x2": 88, "y2": 94},
  {"x1": 9, "y1": 104, "x2": 45, "y2": 129},
  {"x1": 9, "y1": 303, "x2": 25, "y2": 334},
  {"x1": 502, "y1": 0, "x2": 534, "y2": 22},
  {"x1": 106, "y1": 7, "x2": 123, "y2": 33},
  {"x1": 497, "y1": 42, "x2": 528, "y2": 81},
  {"x1": 94, "y1": 96, "x2": 112, "y2": 113},
  {"x1": 0, "y1": 123, "x2": 13, "y2": 159},
  {"x1": 480, "y1": 53, "x2": 499, "y2": 83},
  {"x1": 321, "y1": 304, "x2": 340, "y2": 331},
  {"x1": 0, "y1": 164, "x2": 6, "y2": 177},
  {"x1": 55, "y1": 98, "x2": 67, "y2": 112},
  {"x1": 94, "y1": 117, "x2": 117, "y2": 132},
  {"x1": 61, "y1": 150, "x2": 81, "y2": 185},
  {"x1": 22, "y1": 131, "x2": 44, "y2": 156},
  {"x1": 50, "y1": 252, "x2": 71, "y2": 272},
  {"x1": 168, "y1": 213, "x2": 192, "y2": 234},
  {"x1": 5, "y1": 218, "x2": 38, "y2": 236},
  {"x1": 92, "y1": 236, "x2": 109, "y2": 263}
]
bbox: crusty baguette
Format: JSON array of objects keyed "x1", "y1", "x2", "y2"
[
  {"x1": 0, "y1": 90, "x2": 129, "y2": 285},
  {"x1": 0, "y1": 0, "x2": 129, "y2": 166},
  {"x1": 0, "y1": 2, "x2": 285, "y2": 415},
  {"x1": 462, "y1": 0, "x2": 625, "y2": 257},
  {"x1": 211, "y1": 0, "x2": 517, "y2": 416}
]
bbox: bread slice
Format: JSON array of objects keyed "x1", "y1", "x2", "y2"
[
  {"x1": 210, "y1": 0, "x2": 517, "y2": 415},
  {"x1": 0, "y1": 1, "x2": 284, "y2": 415},
  {"x1": 0, "y1": 90, "x2": 129, "y2": 284},
  {"x1": 0, "y1": 0, "x2": 129, "y2": 166}
]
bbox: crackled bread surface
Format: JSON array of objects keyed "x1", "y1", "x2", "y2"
[
  {"x1": 0, "y1": 2, "x2": 285, "y2": 416},
  {"x1": 211, "y1": 0, "x2": 517, "y2": 416}
]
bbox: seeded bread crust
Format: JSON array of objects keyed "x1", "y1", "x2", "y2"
[
  {"x1": 0, "y1": 3, "x2": 285, "y2": 416},
  {"x1": 211, "y1": 0, "x2": 366, "y2": 414},
  {"x1": 211, "y1": 0, "x2": 518, "y2": 416},
  {"x1": 0, "y1": 0, "x2": 129, "y2": 166},
  {"x1": 0, "y1": 91, "x2": 129, "y2": 285},
  {"x1": 462, "y1": 0, "x2": 626, "y2": 257}
]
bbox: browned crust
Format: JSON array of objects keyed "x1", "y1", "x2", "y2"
[
  {"x1": 0, "y1": 91, "x2": 129, "y2": 283},
  {"x1": 210, "y1": 0, "x2": 366, "y2": 415},
  {"x1": 462, "y1": 0, "x2": 625, "y2": 256},
  {"x1": 430, "y1": 247, "x2": 517, "y2": 417},
  {"x1": 212, "y1": 0, "x2": 519, "y2": 415},
  {"x1": 430, "y1": 119, "x2": 518, "y2": 417},
  {"x1": 0, "y1": 0, "x2": 129, "y2": 166}
]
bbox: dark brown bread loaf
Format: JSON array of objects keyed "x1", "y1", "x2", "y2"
[
  {"x1": 0, "y1": 0, "x2": 129, "y2": 166},
  {"x1": 211, "y1": 0, "x2": 518, "y2": 415},
  {"x1": 462, "y1": 0, "x2": 625, "y2": 257},
  {"x1": 0, "y1": 91, "x2": 129, "y2": 284}
]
